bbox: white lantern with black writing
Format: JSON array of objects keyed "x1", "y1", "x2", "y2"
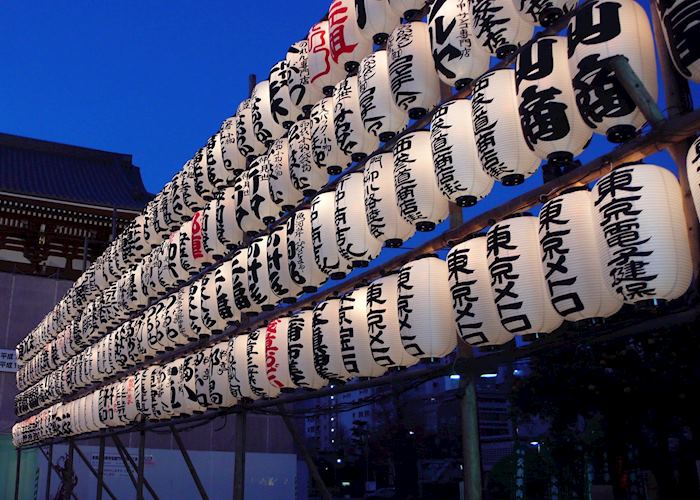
[
  {"x1": 236, "y1": 98, "x2": 266, "y2": 159},
  {"x1": 290, "y1": 118, "x2": 329, "y2": 195},
  {"x1": 387, "y1": 22, "x2": 441, "y2": 119},
  {"x1": 447, "y1": 235, "x2": 514, "y2": 347},
  {"x1": 356, "y1": 0, "x2": 401, "y2": 44},
  {"x1": 200, "y1": 261, "x2": 240, "y2": 333},
  {"x1": 220, "y1": 116, "x2": 247, "y2": 176},
  {"x1": 431, "y1": 99, "x2": 494, "y2": 207},
  {"x1": 252, "y1": 80, "x2": 286, "y2": 148},
  {"x1": 311, "y1": 191, "x2": 353, "y2": 279},
  {"x1": 268, "y1": 224, "x2": 303, "y2": 302},
  {"x1": 204, "y1": 132, "x2": 232, "y2": 191},
  {"x1": 287, "y1": 309, "x2": 329, "y2": 389},
  {"x1": 248, "y1": 236, "x2": 276, "y2": 311},
  {"x1": 228, "y1": 334, "x2": 259, "y2": 400},
  {"x1": 247, "y1": 327, "x2": 281, "y2": 399},
  {"x1": 193, "y1": 347, "x2": 212, "y2": 408},
  {"x1": 208, "y1": 341, "x2": 237, "y2": 409},
  {"x1": 231, "y1": 248, "x2": 262, "y2": 315},
  {"x1": 313, "y1": 299, "x2": 352, "y2": 381},
  {"x1": 470, "y1": 0, "x2": 534, "y2": 58},
  {"x1": 212, "y1": 186, "x2": 245, "y2": 253},
  {"x1": 329, "y1": 0, "x2": 373, "y2": 74},
  {"x1": 269, "y1": 60, "x2": 304, "y2": 129},
  {"x1": 311, "y1": 97, "x2": 352, "y2": 175},
  {"x1": 486, "y1": 214, "x2": 563, "y2": 337},
  {"x1": 248, "y1": 155, "x2": 281, "y2": 225},
  {"x1": 287, "y1": 40, "x2": 325, "y2": 114},
  {"x1": 265, "y1": 317, "x2": 296, "y2": 391},
  {"x1": 393, "y1": 131, "x2": 449, "y2": 232},
  {"x1": 268, "y1": 137, "x2": 304, "y2": 212},
  {"x1": 308, "y1": 21, "x2": 344, "y2": 96},
  {"x1": 339, "y1": 286, "x2": 388, "y2": 378},
  {"x1": 287, "y1": 209, "x2": 328, "y2": 293},
  {"x1": 336, "y1": 171, "x2": 382, "y2": 267},
  {"x1": 333, "y1": 76, "x2": 380, "y2": 162},
  {"x1": 515, "y1": 0, "x2": 578, "y2": 27},
  {"x1": 471, "y1": 69, "x2": 541, "y2": 185},
  {"x1": 234, "y1": 170, "x2": 266, "y2": 234},
  {"x1": 686, "y1": 137, "x2": 700, "y2": 222},
  {"x1": 539, "y1": 187, "x2": 623, "y2": 321},
  {"x1": 567, "y1": 0, "x2": 658, "y2": 142},
  {"x1": 593, "y1": 164, "x2": 693, "y2": 304},
  {"x1": 656, "y1": 0, "x2": 700, "y2": 83}
]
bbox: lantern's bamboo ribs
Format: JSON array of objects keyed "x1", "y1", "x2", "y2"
[
  {"x1": 170, "y1": 425, "x2": 209, "y2": 500},
  {"x1": 71, "y1": 441, "x2": 118, "y2": 500}
]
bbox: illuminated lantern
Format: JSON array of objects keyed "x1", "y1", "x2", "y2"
[
  {"x1": 115, "y1": 377, "x2": 138, "y2": 425},
  {"x1": 398, "y1": 255, "x2": 457, "y2": 358},
  {"x1": 447, "y1": 236, "x2": 514, "y2": 347},
  {"x1": 267, "y1": 225, "x2": 303, "y2": 302},
  {"x1": 364, "y1": 152, "x2": 415, "y2": 248},
  {"x1": 308, "y1": 21, "x2": 344, "y2": 96},
  {"x1": 311, "y1": 192, "x2": 353, "y2": 279},
  {"x1": 204, "y1": 132, "x2": 232, "y2": 191},
  {"x1": 329, "y1": 0, "x2": 374, "y2": 74},
  {"x1": 287, "y1": 209, "x2": 328, "y2": 293},
  {"x1": 393, "y1": 131, "x2": 449, "y2": 231},
  {"x1": 235, "y1": 170, "x2": 266, "y2": 234},
  {"x1": 516, "y1": 36, "x2": 592, "y2": 169},
  {"x1": 333, "y1": 76, "x2": 380, "y2": 162},
  {"x1": 389, "y1": 0, "x2": 426, "y2": 19},
  {"x1": 208, "y1": 341, "x2": 237, "y2": 408},
  {"x1": 286, "y1": 40, "x2": 324, "y2": 114},
  {"x1": 200, "y1": 197, "x2": 226, "y2": 262},
  {"x1": 336, "y1": 172, "x2": 382, "y2": 267},
  {"x1": 356, "y1": 0, "x2": 401, "y2": 44},
  {"x1": 247, "y1": 327, "x2": 281, "y2": 399},
  {"x1": 539, "y1": 187, "x2": 623, "y2": 321},
  {"x1": 135, "y1": 366, "x2": 156, "y2": 417},
  {"x1": 228, "y1": 334, "x2": 259, "y2": 400},
  {"x1": 220, "y1": 116, "x2": 247, "y2": 176},
  {"x1": 231, "y1": 248, "x2": 262, "y2": 314},
  {"x1": 236, "y1": 98, "x2": 266, "y2": 158},
  {"x1": 184, "y1": 280, "x2": 209, "y2": 341},
  {"x1": 515, "y1": 0, "x2": 578, "y2": 27},
  {"x1": 338, "y1": 286, "x2": 387, "y2": 378},
  {"x1": 486, "y1": 214, "x2": 563, "y2": 337},
  {"x1": 428, "y1": 0, "x2": 490, "y2": 88},
  {"x1": 470, "y1": 0, "x2": 534, "y2": 58},
  {"x1": 471, "y1": 69, "x2": 541, "y2": 185},
  {"x1": 657, "y1": 0, "x2": 700, "y2": 83},
  {"x1": 248, "y1": 155, "x2": 281, "y2": 225},
  {"x1": 193, "y1": 348, "x2": 212, "y2": 408},
  {"x1": 251, "y1": 80, "x2": 286, "y2": 148},
  {"x1": 430, "y1": 99, "x2": 494, "y2": 207},
  {"x1": 268, "y1": 137, "x2": 304, "y2": 212},
  {"x1": 593, "y1": 164, "x2": 693, "y2": 304},
  {"x1": 179, "y1": 355, "x2": 205, "y2": 414},
  {"x1": 367, "y1": 272, "x2": 419, "y2": 368},
  {"x1": 313, "y1": 299, "x2": 352, "y2": 381},
  {"x1": 310, "y1": 97, "x2": 351, "y2": 175},
  {"x1": 290, "y1": 118, "x2": 329, "y2": 195},
  {"x1": 214, "y1": 186, "x2": 245, "y2": 252},
  {"x1": 179, "y1": 214, "x2": 208, "y2": 275},
  {"x1": 164, "y1": 234, "x2": 189, "y2": 286},
  {"x1": 357, "y1": 50, "x2": 409, "y2": 143},
  {"x1": 269, "y1": 59, "x2": 304, "y2": 129},
  {"x1": 152, "y1": 366, "x2": 173, "y2": 420},
  {"x1": 248, "y1": 236, "x2": 276, "y2": 311},
  {"x1": 387, "y1": 22, "x2": 441, "y2": 119},
  {"x1": 287, "y1": 310, "x2": 328, "y2": 389},
  {"x1": 181, "y1": 166, "x2": 208, "y2": 214},
  {"x1": 200, "y1": 261, "x2": 240, "y2": 333},
  {"x1": 686, "y1": 137, "x2": 700, "y2": 221},
  {"x1": 265, "y1": 317, "x2": 296, "y2": 390},
  {"x1": 567, "y1": 0, "x2": 657, "y2": 143}
]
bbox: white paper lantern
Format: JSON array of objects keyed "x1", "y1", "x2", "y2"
[
  {"x1": 231, "y1": 248, "x2": 262, "y2": 314},
  {"x1": 269, "y1": 59, "x2": 304, "y2": 129},
  {"x1": 358, "y1": 50, "x2": 409, "y2": 143},
  {"x1": 290, "y1": 118, "x2": 329, "y2": 195},
  {"x1": 228, "y1": 334, "x2": 259, "y2": 400},
  {"x1": 364, "y1": 152, "x2": 415, "y2": 248},
  {"x1": 310, "y1": 97, "x2": 352, "y2": 175},
  {"x1": 308, "y1": 21, "x2": 345, "y2": 96},
  {"x1": 287, "y1": 40, "x2": 325, "y2": 113},
  {"x1": 287, "y1": 209, "x2": 328, "y2": 293},
  {"x1": 389, "y1": 0, "x2": 426, "y2": 19},
  {"x1": 252, "y1": 80, "x2": 286, "y2": 148},
  {"x1": 200, "y1": 261, "x2": 240, "y2": 333},
  {"x1": 193, "y1": 348, "x2": 212, "y2": 408},
  {"x1": 398, "y1": 255, "x2": 457, "y2": 358},
  {"x1": 311, "y1": 191, "x2": 353, "y2": 279},
  {"x1": 268, "y1": 224, "x2": 303, "y2": 302},
  {"x1": 447, "y1": 236, "x2": 514, "y2": 347},
  {"x1": 567, "y1": 0, "x2": 658, "y2": 142},
  {"x1": 208, "y1": 341, "x2": 237, "y2": 408},
  {"x1": 115, "y1": 376, "x2": 139, "y2": 425},
  {"x1": 539, "y1": 187, "x2": 623, "y2": 321},
  {"x1": 593, "y1": 164, "x2": 693, "y2": 304},
  {"x1": 516, "y1": 36, "x2": 592, "y2": 167},
  {"x1": 431, "y1": 99, "x2": 494, "y2": 207},
  {"x1": 235, "y1": 170, "x2": 266, "y2": 234},
  {"x1": 428, "y1": 0, "x2": 490, "y2": 88},
  {"x1": 393, "y1": 130, "x2": 449, "y2": 231},
  {"x1": 265, "y1": 317, "x2": 296, "y2": 390},
  {"x1": 248, "y1": 236, "x2": 277, "y2": 311},
  {"x1": 515, "y1": 0, "x2": 578, "y2": 27},
  {"x1": 313, "y1": 299, "x2": 352, "y2": 381},
  {"x1": 184, "y1": 280, "x2": 209, "y2": 341},
  {"x1": 328, "y1": 0, "x2": 374, "y2": 74},
  {"x1": 656, "y1": 0, "x2": 700, "y2": 83},
  {"x1": 367, "y1": 272, "x2": 419, "y2": 368},
  {"x1": 220, "y1": 116, "x2": 247, "y2": 176},
  {"x1": 338, "y1": 286, "x2": 388, "y2": 378},
  {"x1": 471, "y1": 69, "x2": 541, "y2": 185},
  {"x1": 236, "y1": 98, "x2": 266, "y2": 158},
  {"x1": 336, "y1": 171, "x2": 382, "y2": 267},
  {"x1": 217, "y1": 186, "x2": 246, "y2": 252},
  {"x1": 470, "y1": 0, "x2": 534, "y2": 58},
  {"x1": 179, "y1": 355, "x2": 206, "y2": 414},
  {"x1": 178, "y1": 215, "x2": 209, "y2": 275},
  {"x1": 248, "y1": 155, "x2": 281, "y2": 225},
  {"x1": 287, "y1": 310, "x2": 328, "y2": 389},
  {"x1": 356, "y1": 0, "x2": 401, "y2": 44},
  {"x1": 686, "y1": 136, "x2": 700, "y2": 222},
  {"x1": 247, "y1": 327, "x2": 281, "y2": 399},
  {"x1": 333, "y1": 76, "x2": 380, "y2": 162},
  {"x1": 387, "y1": 22, "x2": 441, "y2": 119},
  {"x1": 486, "y1": 214, "x2": 563, "y2": 337},
  {"x1": 268, "y1": 137, "x2": 304, "y2": 212},
  {"x1": 204, "y1": 132, "x2": 232, "y2": 190},
  {"x1": 193, "y1": 148, "x2": 217, "y2": 201}
]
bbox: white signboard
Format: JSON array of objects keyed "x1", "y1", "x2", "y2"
[{"x1": 0, "y1": 348, "x2": 18, "y2": 373}]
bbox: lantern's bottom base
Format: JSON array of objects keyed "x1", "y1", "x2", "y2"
[
  {"x1": 402, "y1": 9, "x2": 420, "y2": 20},
  {"x1": 379, "y1": 131, "x2": 396, "y2": 142},
  {"x1": 303, "y1": 285, "x2": 318, "y2": 293},
  {"x1": 282, "y1": 297, "x2": 296, "y2": 304},
  {"x1": 455, "y1": 78, "x2": 473, "y2": 90},
  {"x1": 478, "y1": 344, "x2": 506, "y2": 352},
  {"x1": 353, "y1": 260, "x2": 369, "y2": 268},
  {"x1": 281, "y1": 388, "x2": 295, "y2": 394},
  {"x1": 496, "y1": 44, "x2": 518, "y2": 59},
  {"x1": 323, "y1": 86, "x2": 335, "y2": 97},
  {"x1": 385, "y1": 238, "x2": 404, "y2": 248},
  {"x1": 302, "y1": 105, "x2": 312, "y2": 118},
  {"x1": 345, "y1": 61, "x2": 359, "y2": 75},
  {"x1": 456, "y1": 195, "x2": 477, "y2": 207},
  {"x1": 261, "y1": 305, "x2": 275, "y2": 311},
  {"x1": 572, "y1": 317, "x2": 606, "y2": 330},
  {"x1": 416, "y1": 221, "x2": 436, "y2": 232},
  {"x1": 327, "y1": 165, "x2": 342, "y2": 175},
  {"x1": 539, "y1": 7, "x2": 563, "y2": 27},
  {"x1": 501, "y1": 173, "x2": 524, "y2": 186},
  {"x1": 521, "y1": 333, "x2": 547, "y2": 342},
  {"x1": 409, "y1": 107, "x2": 427, "y2": 120},
  {"x1": 543, "y1": 153, "x2": 581, "y2": 183},
  {"x1": 262, "y1": 216, "x2": 276, "y2": 225},
  {"x1": 281, "y1": 204, "x2": 294, "y2": 212},
  {"x1": 635, "y1": 298, "x2": 667, "y2": 309},
  {"x1": 302, "y1": 189, "x2": 317, "y2": 198},
  {"x1": 607, "y1": 124, "x2": 637, "y2": 143},
  {"x1": 282, "y1": 121, "x2": 293, "y2": 130},
  {"x1": 373, "y1": 33, "x2": 389, "y2": 45},
  {"x1": 351, "y1": 152, "x2": 367, "y2": 163},
  {"x1": 330, "y1": 272, "x2": 347, "y2": 280}
]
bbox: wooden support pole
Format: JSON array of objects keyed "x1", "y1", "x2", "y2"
[
  {"x1": 232, "y1": 411, "x2": 247, "y2": 500},
  {"x1": 171, "y1": 425, "x2": 209, "y2": 500}
]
